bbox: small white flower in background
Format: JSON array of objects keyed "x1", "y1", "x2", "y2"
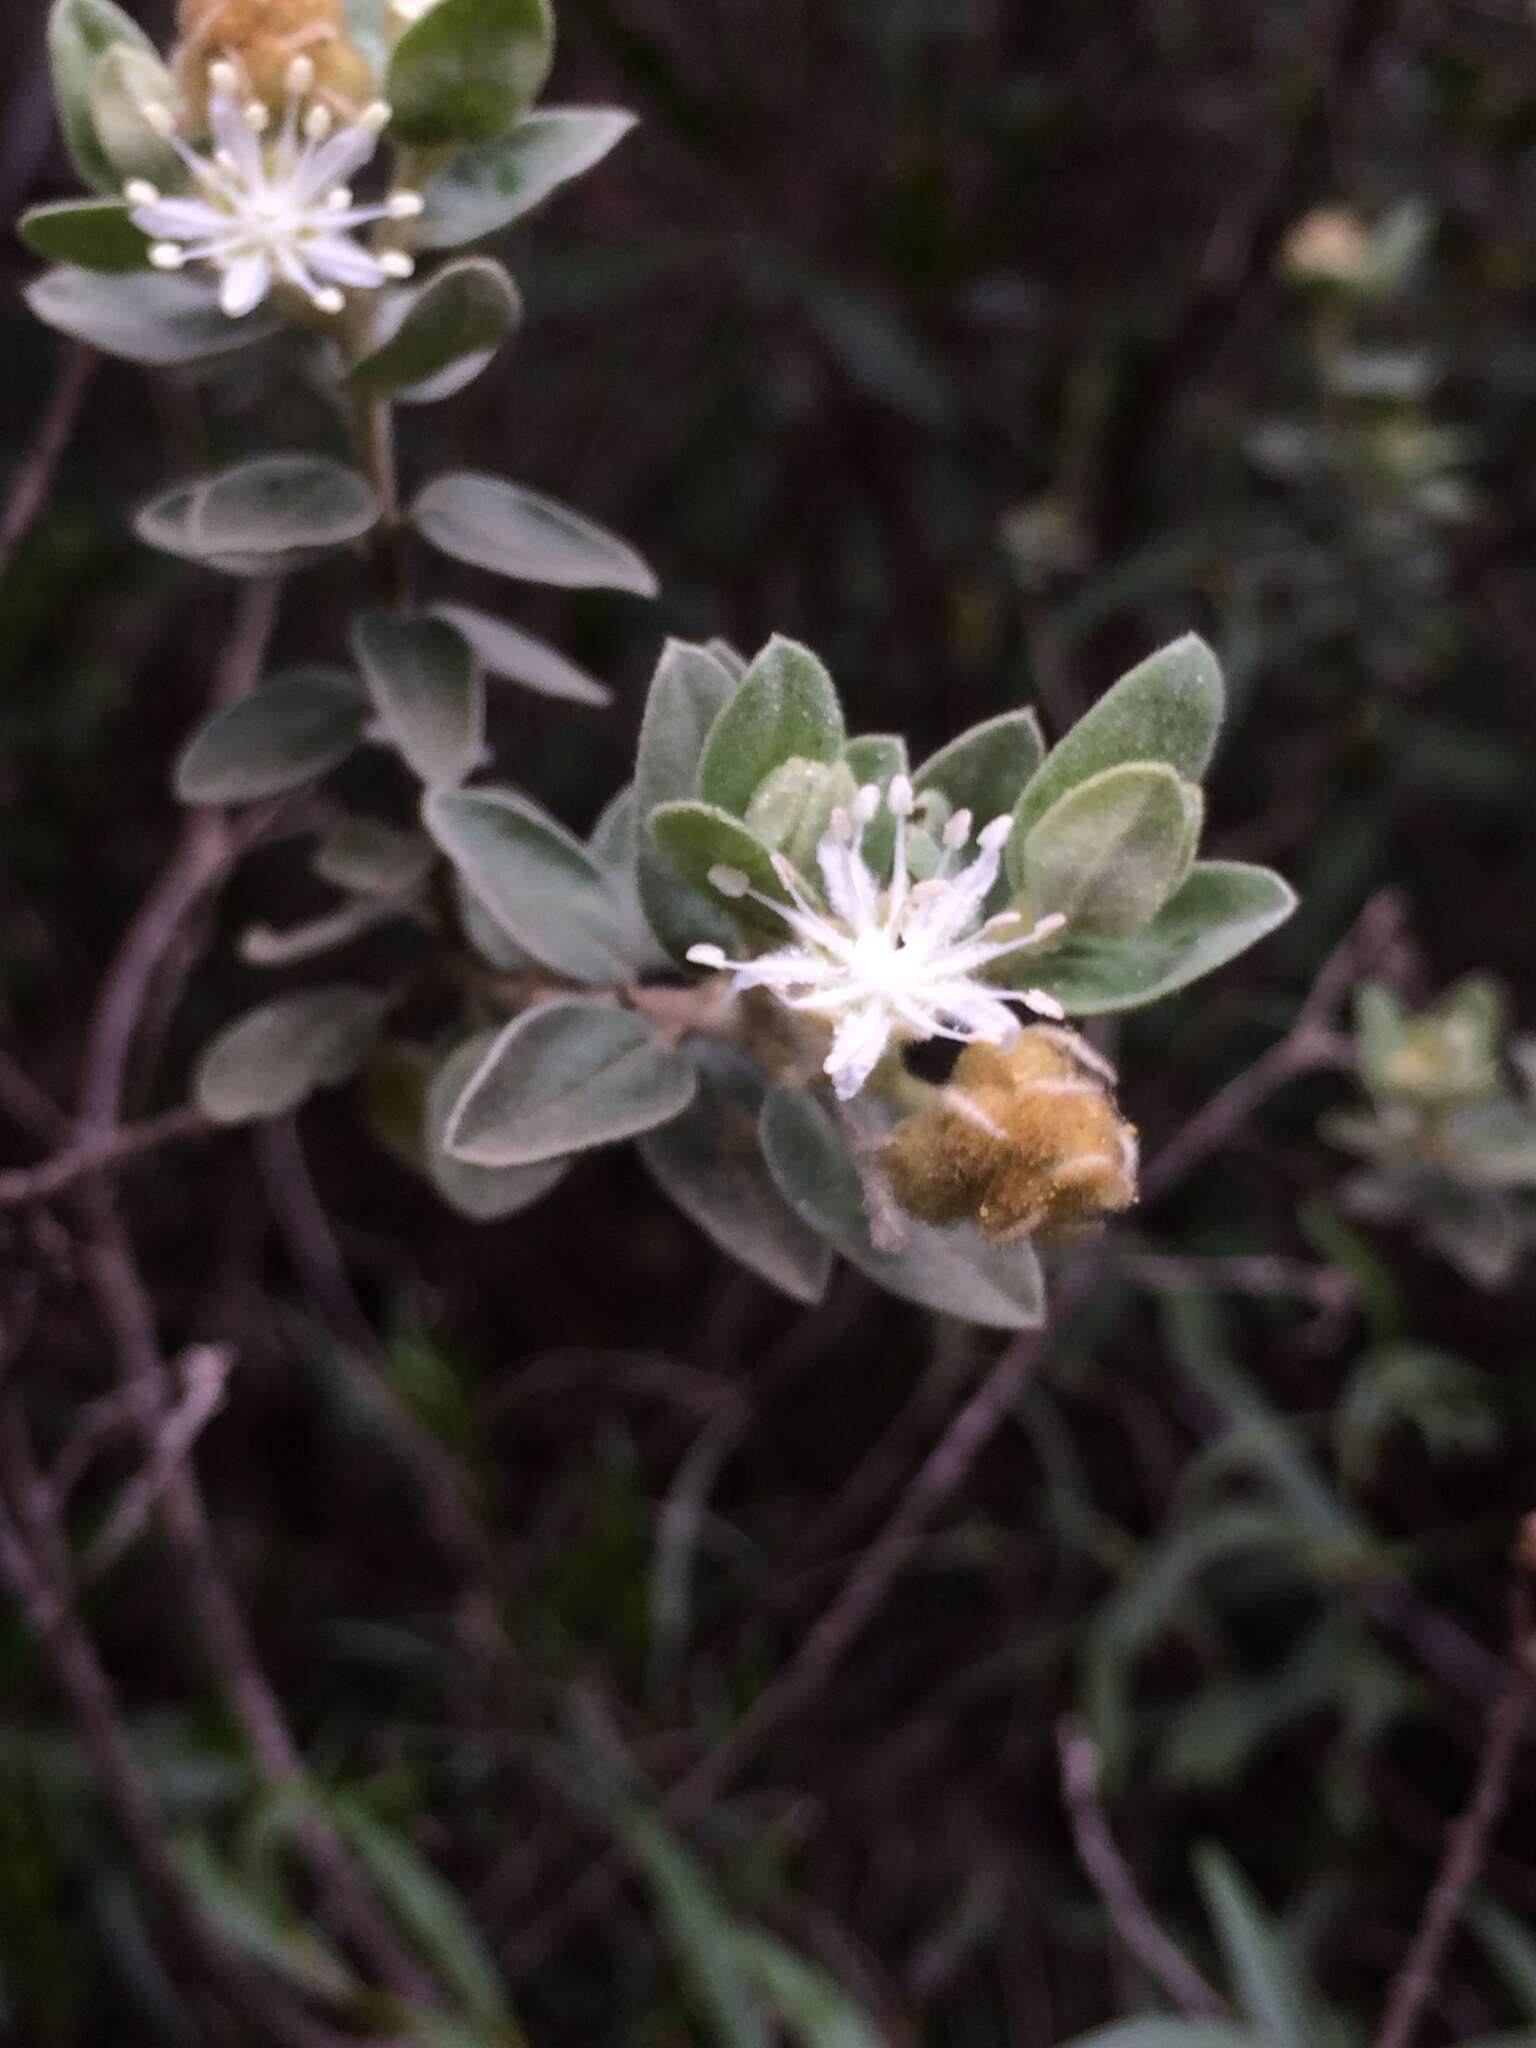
[
  {"x1": 391, "y1": 0, "x2": 443, "y2": 21},
  {"x1": 128, "y1": 55, "x2": 424, "y2": 318},
  {"x1": 688, "y1": 776, "x2": 1067, "y2": 1101}
]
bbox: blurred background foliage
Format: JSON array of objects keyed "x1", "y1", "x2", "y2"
[{"x1": 4, "y1": 0, "x2": 1536, "y2": 2043}]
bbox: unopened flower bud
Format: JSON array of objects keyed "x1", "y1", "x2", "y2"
[{"x1": 887, "y1": 1029, "x2": 1138, "y2": 1242}]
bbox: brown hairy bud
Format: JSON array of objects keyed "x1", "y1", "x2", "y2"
[
  {"x1": 174, "y1": 0, "x2": 375, "y2": 122},
  {"x1": 886, "y1": 1029, "x2": 1137, "y2": 1243}
]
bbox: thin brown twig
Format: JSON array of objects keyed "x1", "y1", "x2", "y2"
[
  {"x1": 1372, "y1": 1527, "x2": 1536, "y2": 2048},
  {"x1": 65, "y1": 581, "x2": 440, "y2": 2009},
  {"x1": 1057, "y1": 1715, "x2": 1230, "y2": 2017},
  {"x1": 0, "y1": 342, "x2": 98, "y2": 585},
  {"x1": 0, "y1": 1105, "x2": 212, "y2": 1208}
]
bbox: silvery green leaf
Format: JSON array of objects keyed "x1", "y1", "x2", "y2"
[
  {"x1": 418, "y1": 107, "x2": 638, "y2": 250},
  {"x1": 174, "y1": 668, "x2": 368, "y2": 804},
  {"x1": 47, "y1": 0, "x2": 157, "y2": 191},
  {"x1": 1422, "y1": 1184, "x2": 1525, "y2": 1289},
  {"x1": 445, "y1": 999, "x2": 696, "y2": 1167},
  {"x1": 195, "y1": 986, "x2": 385, "y2": 1125},
  {"x1": 759, "y1": 1090, "x2": 1046, "y2": 1330},
  {"x1": 698, "y1": 635, "x2": 844, "y2": 816},
  {"x1": 314, "y1": 817, "x2": 434, "y2": 898},
  {"x1": 635, "y1": 640, "x2": 742, "y2": 962},
  {"x1": 386, "y1": 0, "x2": 553, "y2": 148},
  {"x1": 649, "y1": 801, "x2": 792, "y2": 934},
  {"x1": 1022, "y1": 762, "x2": 1203, "y2": 937},
  {"x1": 240, "y1": 898, "x2": 397, "y2": 968},
  {"x1": 640, "y1": 1052, "x2": 833, "y2": 1306},
  {"x1": 453, "y1": 871, "x2": 530, "y2": 971},
  {"x1": 89, "y1": 43, "x2": 183, "y2": 186},
  {"x1": 352, "y1": 610, "x2": 484, "y2": 789},
  {"x1": 589, "y1": 785, "x2": 637, "y2": 868},
  {"x1": 137, "y1": 457, "x2": 377, "y2": 575},
  {"x1": 1032, "y1": 862, "x2": 1296, "y2": 1015},
  {"x1": 1456, "y1": 1101, "x2": 1536, "y2": 1188},
  {"x1": 411, "y1": 472, "x2": 656, "y2": 593},
  {"x1": 26, "y1": 266, "x2": 280, "y2": 365},
  {"x1": 915, "y1": 708, "x2": 1045, "y2": 827},
  {"x1": 1010, "y1": 634, "x2": 1224, "y2": 875},
  {"x1": 431, "y1": 604, "x2": 610, "y2": 706},
  {"x1": 424, "y1": 787, "x2": 636, "y2": 982},
  {"x1": 19, "y1": 199, "x2": 149, "y2": 273},
  {"x1": 349, "y1": 259, "x2": 520, "y2": 397},
  {"x1": 587, "y1": 788, "x2": 669, "y2": 972}
]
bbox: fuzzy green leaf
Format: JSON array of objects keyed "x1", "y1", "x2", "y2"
[
  {"x1": 314, "y1": 817, "x2": 434, "y2": 898},
  {"x1": 635, "y1": 641, "x2": 742, "y2": 962},
  {"x1": 352, "y1": 611, "x2": 484, "y2": 789},
  {"x1": 1010, "y1": 634, "x2": 1224, "y2": 876},
  {"x1": 915, "y1": 709, "x2": 1045, "y2": 827},
  {"x1": 1032, "y1": 861, "x2": 1296, "y2": 1015},
  {"x1": 445, "y1": 999, "x2": 696, "y2": 1167},
  {"x1": 759, "y1": 1091, "x2": 1046, "y2": 1330},
  {"x1": 424, "y1": 787, "x2": 636, "y2": 982},
  {"x1": 649, "y1": 801, "x2": 792, "y2": 934},
  {"x1": 174, "y1": 668, "x2": 368, "y2": 805},
  {"x1": 89, "y1": 42, "x2": 183, "y2": 186},
  {"x1": 349, "y1": 259, "x2": 520, "y2": 397},
  {"x1": 47, "y1": 0, "x2": 157, "y2": 191},
  {"x1": 412, "y1": 472, "x2": 656, "y2": 593},
  {"x1": 418, "y1": 106, "x2": 637, "y2": 249},
  {"x1": 387, "y1": 0, "x2": 554, "y2": 148},
  {"x1": 640, "y1": 1051, "x2": 833, "y2": 1305},
  {"x1": 430, "y1": 604, "x2": 609, "y2": 705},
  {"x1": 26, "y1": 266, "x2": 279, "y2": 365},
  {"x1": 195, "y1": 986, "x2": 385, "y2": 1125},
  {"x1": 137, "y1": 457, "x2": 377, "y2": 574},
  {"x1": 698, "y1": 636, "x2": 844, "y2": 816},
  {"x1": 425, "y1": 1034, "x2": 569, "y2": 1220},
  {"x1": 1022, "y1": 762, "x2": 1203, "y2": 937},
  {"x1": 19, "y1": 198, "x2": 149, "y2": 272}
]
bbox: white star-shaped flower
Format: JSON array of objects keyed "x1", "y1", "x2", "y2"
[
  {"x1": 688, "y1": 775, "x2": 1067, "y2": 1101},
  {"x1": 127, "y1": 56, "x2": 424, "y2": 319}
]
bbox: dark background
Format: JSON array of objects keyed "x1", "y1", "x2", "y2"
[{"x1": 4, "y1": 2, "x2": 1536, "y2": 2043}]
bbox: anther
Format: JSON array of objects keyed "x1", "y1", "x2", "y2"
[
  {"x1": 687, "y1": 944, "x2": 728, "y2": 969},
  {"x1": 286, "y1": 54, "x2": 316, "y2": 96},
  {"x1": 888, "y1": 773, "x2": 914, "y2": 818},
  {"x1": 708, "y1": 865, "x2": 750, "y2": 899},
  {"x1": 124, "y1": 178, "x2": 159, "y2": 206},
  {"x1": 943, "y1": 808, "x2": 973, "y2": 850},
  {"x1": 305, "y1": 105, "x2": 335, "y2": 141},
  {"x1": 379, "y1": 251, "x2": 415, "y2": 279},
  {"x1": 150, "y1": 243, "x2": 186, "y2": 269},
  {"x1": 388, "y1": 191, "x2": 426, "y2": 219},
  {"x1": 141, "y1": 100, "x2": 177, "y2": 137},
  {"x1": 312, "y1": 286, "x2": 345, "y2": 314}
]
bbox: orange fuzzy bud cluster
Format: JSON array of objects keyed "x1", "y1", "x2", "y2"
[
  {"x1": 886, "y1": 1030, "x2": 1138, "y2": 1242},
  {"x1": 174, "y1": 0, "x2": 375, "y2": 120}
]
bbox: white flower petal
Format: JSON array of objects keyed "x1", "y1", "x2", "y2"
[
  {"x1": 303, "y1": 233, "x2": 388, "y2": 288},
  {"x1": 219, "y1": 251, "x2": 271, "y2": 317},
  {"x1": 130, "y1": 197, "x2": 228, "y2": 238},
  {"x1": 825, "y1": 1003, "x2": 894, "y2": 1099}
]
